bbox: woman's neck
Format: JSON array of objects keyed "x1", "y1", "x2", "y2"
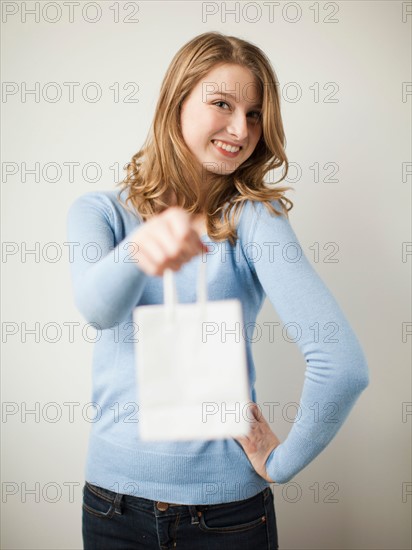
[
  {"x1": 162, "y1": 189, "x2": 207, "y2": 213},
  {"x1": 161, "y1": 189, "x2": 208, "y2": 235}
]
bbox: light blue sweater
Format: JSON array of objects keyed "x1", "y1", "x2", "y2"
[{"x1": 66, "y1": 188, "x2": 369, "y2": 505}]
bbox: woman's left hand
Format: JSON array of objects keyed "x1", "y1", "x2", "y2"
[{"x1": 234, "y1": 403, "x2": 281, "y2": 483}]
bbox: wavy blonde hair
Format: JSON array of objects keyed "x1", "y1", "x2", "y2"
[{"x1": 116, "y1": 31, "x2": 294, "y2": 246}]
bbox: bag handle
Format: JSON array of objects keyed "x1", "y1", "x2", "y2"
[{"x1": 163, "y1": 259, "x2": 207, "y2": 321}]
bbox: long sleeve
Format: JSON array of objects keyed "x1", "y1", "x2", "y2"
[
  {"x1": 242, "y1": 200, "x2": 370, "y2": 484},
  {"x1": 66, "y1": 192, "x2": 149, "y2": 329}
]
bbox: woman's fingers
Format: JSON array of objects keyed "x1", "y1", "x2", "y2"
[
  {"x1": 234, "y1": 403, "x2": 280, "y2": 483},
  {"x1": 131, "y1": 207, "x2": 208, "y2": 276}
]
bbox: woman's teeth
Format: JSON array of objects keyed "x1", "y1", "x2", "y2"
[{"x1": 212, "y1": 140, "x2": 241, "y2": 153}]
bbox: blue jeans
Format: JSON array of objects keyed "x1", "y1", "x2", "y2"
[{"x1": 82, "y1": 481, "x2": 279, "y2": 549}]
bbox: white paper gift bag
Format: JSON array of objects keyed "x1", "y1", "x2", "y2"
[{"x1": 133, "y1": 260, "x2": 252, "y2": 440}]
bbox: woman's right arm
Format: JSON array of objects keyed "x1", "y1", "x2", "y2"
[
  {"x1": 66, "y1": 193, "x2": 149, "y2": 330},
  {"x1": 66, "y1": 193, "x2": 206, "y2": 329}
]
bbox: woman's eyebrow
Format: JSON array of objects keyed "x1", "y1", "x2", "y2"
[{"x1": 210, "y1": 91, "x2": 262, "y2": 108}]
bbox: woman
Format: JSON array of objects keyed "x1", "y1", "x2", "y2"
[{"x1": 67, "y1": 31, "x2": 369, "y2": 549}]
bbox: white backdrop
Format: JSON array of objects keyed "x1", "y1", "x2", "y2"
[{"x1": 1, "y1": 1, "x2": 411, "y2": 549}]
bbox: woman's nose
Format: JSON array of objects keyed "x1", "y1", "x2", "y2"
[{"x1": 226, "y1": 113, "x2": 249, "y2": 141}]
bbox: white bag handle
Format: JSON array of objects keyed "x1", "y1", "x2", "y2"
[{"x1": 163, "y1": 259, "x2": 207, "y2": 322}]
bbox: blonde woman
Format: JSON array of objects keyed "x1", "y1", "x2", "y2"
[{"x1": 67, "y1": 31, "x2": 369, "y2": 549}]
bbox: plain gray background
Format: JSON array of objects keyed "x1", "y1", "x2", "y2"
[{"x1": 1, "y1": 1, "x2": 411, "y2": 549}]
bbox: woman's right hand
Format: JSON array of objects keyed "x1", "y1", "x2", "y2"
[{"x1": 130, "y1": 207, "x2": 209, "y2": 276}]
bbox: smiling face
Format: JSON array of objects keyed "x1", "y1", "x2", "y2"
[{"x1": 180, "y1": 63, "x2": 263, "y2": 182}]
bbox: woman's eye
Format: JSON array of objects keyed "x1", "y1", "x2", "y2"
[
  {"x1": 213, "y1": 102, "x2": 262, "y2": 121},
  {"x1": 213, "y1": 101, "x2": 229, "y2": 109}
]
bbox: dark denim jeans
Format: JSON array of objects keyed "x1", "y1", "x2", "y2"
[{"x1": 82, "y1": 481, "x2": 279, "y2": 549}]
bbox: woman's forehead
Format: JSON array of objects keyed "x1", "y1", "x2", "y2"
[{"x1": 194, "y1": 63, "x2": 262, "y2": 105}]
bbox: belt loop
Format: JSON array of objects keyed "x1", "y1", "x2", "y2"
[
  {"x1": 114, "y1": 492, "x2": 124, "y2": 515},
  {"x1": 189, "y1": 505, "x2": 200, "y2": 525}
]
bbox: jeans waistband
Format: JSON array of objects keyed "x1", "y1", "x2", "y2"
[{"x1": 84, "y1": 480, "x2": 271, "y2": 524}]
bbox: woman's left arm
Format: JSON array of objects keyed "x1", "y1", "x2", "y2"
[{"x1": 236, "y1": 200, "x2": 370, "y2": 484}]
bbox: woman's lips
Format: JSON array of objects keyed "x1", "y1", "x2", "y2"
[{"x1": 211, "y1": 140, "x2": 241, "y2": 158}]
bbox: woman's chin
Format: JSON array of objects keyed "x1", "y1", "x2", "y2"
[{"x1": 201, "y1": 158, "x2": 239, "y2": 175}]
